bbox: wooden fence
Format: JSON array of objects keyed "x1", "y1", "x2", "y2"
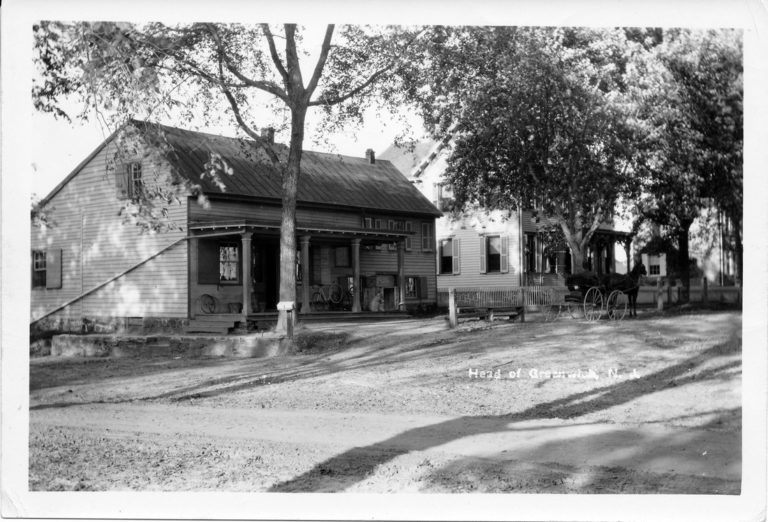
[{"x1": 437, "y1": 286, "x2": 570, "y2": 309}]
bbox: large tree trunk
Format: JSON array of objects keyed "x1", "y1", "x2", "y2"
[
  {"x1": 676, "y1": 218, "x2": 693, "y2": 303},
  {"x1": 275, "y1": 107, "x2": 306, "y2": 333}
]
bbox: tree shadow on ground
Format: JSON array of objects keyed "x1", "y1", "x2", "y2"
[{"x1": 267, "y1": 337, "x2": 741, "y2": 492}]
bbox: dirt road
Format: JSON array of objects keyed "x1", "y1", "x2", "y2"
[{"x1": 29, "y1": 311, "x2": 742, "y2": 493}]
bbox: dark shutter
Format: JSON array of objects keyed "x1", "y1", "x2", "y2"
[
  {"x1": 46, "y1": 249, "x2": 62, "y2": 289},
  {"x1": 479, "y1": 236, "x2": 487, "y2": 274},
  {"x1": 115, "y1": 164, "x2": 129, "y2": 199},
  {"x1": 452, "y1": 238, "x2": 461, "y2": 275},
  {"x1": 198, "y1": 239, "x2": 220, "y2": 284},
  {"x1": 419, "y1": 276, "x2": 429, "y2": 299},
  {"x1": 501, "y1": 235, "x2": 509, "y2": 273}
]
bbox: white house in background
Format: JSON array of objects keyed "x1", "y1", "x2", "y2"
[{"x1": 380, "y1": 139, "x2": 634, "y2": 291}]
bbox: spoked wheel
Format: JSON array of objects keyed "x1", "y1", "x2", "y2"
[
  {"x1": 583, "y1": 287, "x2": 603, "y2": 321},
  {"x1": 200, "y1": 294, "x2": 217, "y2": 314},
  {"x1": 329, "y1": 283, "x2": 343, "y2": 304},
  {"x1": 606, "y1": 290, "x2": 628, "y2": 321}
]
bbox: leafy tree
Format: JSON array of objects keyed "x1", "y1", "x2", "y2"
[
  {"x1": 33, "y1": 22, "x2": 422, "y2": 331},
  {"x1": 401, "y1": 27, "x2": 643, "y2": 270},
  {"x1": 630, "y1": 28, "x2": 742, "y2": 299}
]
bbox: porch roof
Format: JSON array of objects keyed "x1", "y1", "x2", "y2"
[{"x1": 189, "y1": 219, "x2": 413, "y2": 242}]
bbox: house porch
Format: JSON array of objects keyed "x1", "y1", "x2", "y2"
[{"x1": 188, "y1": 220, "x2": 422, "y2": 324}]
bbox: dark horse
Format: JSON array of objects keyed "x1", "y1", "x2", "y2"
[
  {"x1": 600, "y1": 263, "x2": 647, "y2": 317},
  {"x1": 566, "y1": 263, "x2": 647, "y2": 317}
]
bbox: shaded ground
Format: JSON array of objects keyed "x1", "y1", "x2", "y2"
[{"x1": 29, "y1": 310, "x2": 742, "y2": 493}]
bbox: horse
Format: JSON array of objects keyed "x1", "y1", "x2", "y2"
[{"x1": 600, "y1": 263, "x2": 646, "y2": 317}]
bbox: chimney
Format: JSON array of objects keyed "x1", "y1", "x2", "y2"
[
  {"x1": 365, "y1": 148, "x2": 375, "y2": 164},
  {"x1": 261, "y1": 127, "x2": 275, "y2": 144}
]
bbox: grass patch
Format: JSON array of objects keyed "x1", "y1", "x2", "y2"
[{"x1": 292, "y1": 331, "x2": 350, "y2": 355}]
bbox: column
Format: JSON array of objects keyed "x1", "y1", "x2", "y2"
[
  {"x1": 300, "y1": 235, "x2": 311, "y2": 314},
  {"x1": 397, "y1": 240, "x2": 406, "y2": 311},
  {"x1": 351, "y1": 238, "x2": 361, "y2": 313},
  {"x1": 241, "y1": 232, "x2": 252, "y2": 319},
  {"x1": 624, "y1": 240, "x2": 631, "y2": 275}
]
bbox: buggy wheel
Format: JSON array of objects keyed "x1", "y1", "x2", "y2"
[
  {"x1": 583, "y1": 287, "x2": 603, "y2": 321},
  {"x1": 606, "y1": 290, "x2": 628, "y2": 321},
  {"x1": 200, "y1": 294, "x2": 217, "y2": 314}
]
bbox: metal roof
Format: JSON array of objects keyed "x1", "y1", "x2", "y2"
[{"x1": 147, "y1": 122, "x2": 442, "y2": 217}]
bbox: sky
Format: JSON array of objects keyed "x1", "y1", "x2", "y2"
[{"x1": 31, "y1": 104, "x2": 423, "y2": 199}]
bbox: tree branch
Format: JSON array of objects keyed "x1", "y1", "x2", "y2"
[
  {"x1": 304, "y1": 25, "x2": 335, "y2": 102},
  {"x1": 261, "y1": 24, "x2": 289, "y2": 88},
  {"x1": 214, "y1": 52, "x2": 282, "y2": 167},
  {"x1": 309, "y1": 27, "x2": 427, "y2": 107},
  {"x1": 309, "y1": 66, "x2": 391, "y2": 107},
  {"x1": 205, "y1": 24, "x2": 288, "y2": 103}
]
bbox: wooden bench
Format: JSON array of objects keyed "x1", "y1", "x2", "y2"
[{"x1": 448, "y1": 287, "x2": 563, "y2": 326}]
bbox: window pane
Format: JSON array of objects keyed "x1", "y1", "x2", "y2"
[
  {"x1": 487, "y1": 236, "x2": 501, "y2": 272},
  {"x1": 219, "y1": 245, "x2": 238, "y2": 281},
  {"x1": 440, "y1": 239, "x2": 453, "y2": 274}
]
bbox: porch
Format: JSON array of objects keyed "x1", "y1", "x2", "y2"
[{"x1": 188, "y1": 219, "x2": 427, "y2": 329}]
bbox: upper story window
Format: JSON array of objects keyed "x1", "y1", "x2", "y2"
[
  {"x1": 649, "y1": 264, "x2": 660, "y2": 275},
  {"x1": 421, "y1": 222, "x2": 433, "y2": 252},
  {"x1": 434, "y1": 182, "x2": 454, "y2": 211},
  {"x1": 32, "y1": 250, "x2": 46, "y2": 288},
  {"x1": 115, "y1": 161, "x2": 144, "y2": 200},
  {"x1": 128, "y1": 162, "x2": 143, "y2": 199}
]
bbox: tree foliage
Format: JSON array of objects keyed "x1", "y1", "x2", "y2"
[
  {"x1": 401, "y1": 27, "x2": 644, "y2": 269},
  {"x1": 630, "y1": 29, "x2": 742, "y2": 296}
]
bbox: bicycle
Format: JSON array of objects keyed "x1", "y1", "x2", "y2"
[
  {"x1": 311, "y1": 283, "x2": 343, "y2": 310},
  {"x1": 311, "y1": 282, "x2": 356, "y2": 311}
]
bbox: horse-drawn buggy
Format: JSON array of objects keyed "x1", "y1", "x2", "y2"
[{"x1": 546, "y1": 263, "x2": 646, "y2": 322}]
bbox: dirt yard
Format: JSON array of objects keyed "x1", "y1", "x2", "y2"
[{"x1": 29, "y1": 310, "x2": 742, "y2": 493}]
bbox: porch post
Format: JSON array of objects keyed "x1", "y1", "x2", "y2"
[
  {"x1": 624, "y1": 240, "x2": 631, "y2": 274},
  {"x1": 351, "y1": 238, "x2": 361, "y2": 313},
  {"x1": 241, "y1": 232, "x2": 252, "y2": 319},
  {"x1": 300, "y1": 235, "x2": 311, "y2": 314},
  {"x1": 397, "y1": 240, "x2": 406, "y2": 311}
]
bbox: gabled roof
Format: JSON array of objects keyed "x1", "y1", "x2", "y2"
[
  {"x1": 148, "y1": 121, "x2": 441, "y2": 217},
  {"x1": 41, "y1": 120, "x2": 442, "y2": 218}
]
